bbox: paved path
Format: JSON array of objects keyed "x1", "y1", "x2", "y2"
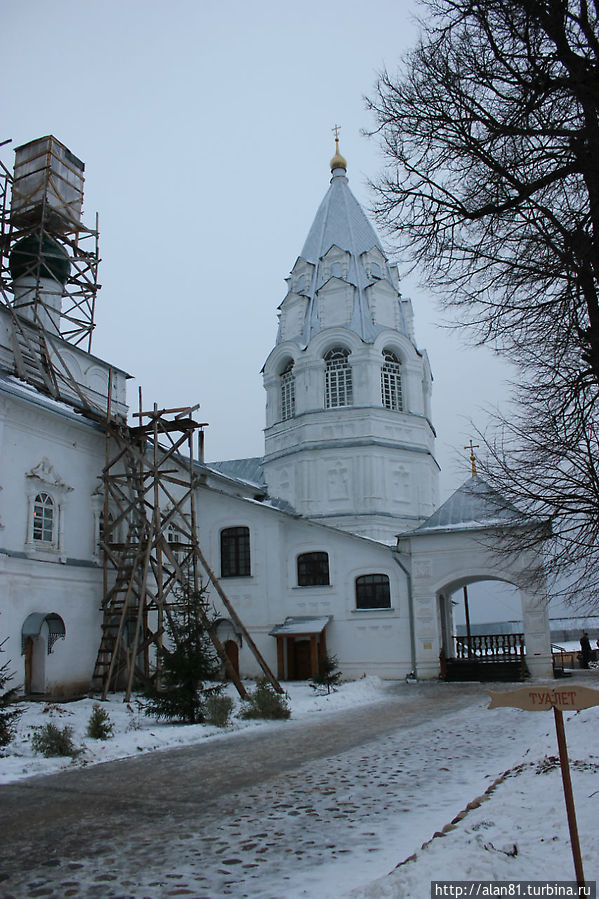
[{"x1": 0, "y1": 682, "x2": 520, "y2": 898}]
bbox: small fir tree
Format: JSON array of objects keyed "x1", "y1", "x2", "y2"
[
  {"x1": 145, "y1": 584, "x2": 222, "y2": 724},
  {"x1": 87, "y1": 703, "x2": 114, "y2": 740},
  {"x1": 310, "y1": 653, "x2": 342, "y2": 695},
  {"x1": 0, "y1": 637, "x2": 22, "y2": 747}
]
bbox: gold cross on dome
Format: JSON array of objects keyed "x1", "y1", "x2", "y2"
[
  {"x1": 464, "y1": 439, "x2": 480, "y2": 477},
  {"x1": 332, "y1": 123, "x2": 341, "y2": 141}
]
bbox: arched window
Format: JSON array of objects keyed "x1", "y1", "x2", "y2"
[
  {"x1": 220, "y1": 526, "x2": 251, "y2": 578},
  {"x1": 167, "y1": 522, "x2": 185, "y2": 564},
  {"x1": 325, "y1": 347, "x2": 352, "y2": 408},
  {"x1": 381, "y1": 350, "x2": 403, "y2": 411},
  {"x1": 297, "y1": 551, "x2": 330, "y2": 586},
  {"x1": 355, "y1": 574, "x2": 391, "y2": 609},
  {"x1": 33, "y1": 493, "x2": 55, "y2": 543},
  {"x1": 280, "y1": 360, "x2": 296, "y2": 421}
]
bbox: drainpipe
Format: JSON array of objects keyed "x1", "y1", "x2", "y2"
[{"x1": 393, "y1": 549, "x2": 417, "y2": 680}]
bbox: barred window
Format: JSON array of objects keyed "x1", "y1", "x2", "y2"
[
  {"x1": 33, "y1": 493, "x2": 55, "y2": 543},
  {"x1": 381, "y1": 350, "x2": 403, "y2": 411},
  {"x1": 325, "y1": 347, "x2": 352, "y2": 408},
  {"x1": 280, "y1": 361, "x2": 296, "y2": 421},
  {"x1": 297, "y1": 551, "x2": 330, "y2": 586},
  {"x1": 356, "y1": 574, "x2": 391, "y2": 609},
  {"x1": 220, "y1": 526, "x2": 251, "y2": 577}
]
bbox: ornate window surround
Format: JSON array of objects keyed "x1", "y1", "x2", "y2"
[{"x1": 25, "y1": 458, "x2": 73, "y2": 558}]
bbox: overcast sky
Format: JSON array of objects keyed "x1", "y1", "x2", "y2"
[{"x1": 2, "y1": 0, "x2": 514, "y2": 507}]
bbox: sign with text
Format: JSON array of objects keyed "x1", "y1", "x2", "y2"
[{"x1": 488, "y1": 685, "x2": 599, "y2": 711}]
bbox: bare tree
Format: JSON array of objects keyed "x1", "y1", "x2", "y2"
[{"x1": 367, "y1": 0, "x2": 599, "y2": 604}]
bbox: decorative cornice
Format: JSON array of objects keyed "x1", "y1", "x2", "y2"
[{"x1": 26, "y1": 457, "x2": 73, "y2": 491}]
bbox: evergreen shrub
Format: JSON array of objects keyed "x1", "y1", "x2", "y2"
[
  {"x1": 31, "y1": 723, "x2": 80, "y2": 758},
  {"x1": 0, "y1": 638, "x2": 21, "y2": 747},
  {"x1": 203, "y1": 693, "x2": 234, "y2": 727},
  {"x1": 240, "y1": 678, "x2": 290, "y2": 720},
  {"x1": 87, "y1": 703, "x2": 114, "y2": 740},
  {"x1": 310, "y1": 653, "x2": 343, "y2": 695}
]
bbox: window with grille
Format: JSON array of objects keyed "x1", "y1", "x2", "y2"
[
  {"x1": 325, "y1": 347, "x2": 352, "y2": 408},
  {"x1": 220, "y1": 526, "x2": 251, "y2": 577},
  {"x1": 381, "y1": 350, "x2": 403, "y2": 411},
  {"x1": 355, "y1": 574, "x2": 391, "y2": 609},
  {"x1": 297, "y1": 551, "x2": 330, "y2": 586},
  {"x1": 280, "y1": 361, "x2": 296, "y2": 421},
  {"x1": 33, "y1": 493, "x2": 55, "y2": 543}
]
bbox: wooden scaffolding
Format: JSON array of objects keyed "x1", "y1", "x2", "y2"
[{"x1": 93, "y1": 392, "x2": 282, "y2": 700}]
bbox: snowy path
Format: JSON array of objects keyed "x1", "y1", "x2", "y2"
[{"x1": 0, "y1": 681, "x2": 567, "y2": 899}]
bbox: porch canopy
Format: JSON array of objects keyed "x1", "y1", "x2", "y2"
[
  {"x1": 270, "y1": 616, "x2": 332, "y2": 680},
  {"x1": 21, "y1": 612, "x2": 66, "y2": 655}
]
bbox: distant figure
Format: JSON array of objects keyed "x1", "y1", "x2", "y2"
[{"x1": 580, "y1": 632, "x2": 591, "y2": 669}]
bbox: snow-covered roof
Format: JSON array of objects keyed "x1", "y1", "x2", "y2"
[
  {"x1": 279, "y1": 165, "x2": 409, "y2": 346},
  {"x1": 301, "y1": 171, "x2": 384, "y2": 265},
  {"x1": 0, "y1": 367, "x2": 104, "y2": 431},
  {"x1": 203, "y1": 457, "x2": 266, "y2": 490},
  {"x1": 270, "y1": 615, "x2": 332, "y2": 636},
  {"x1": 405, "y1": 476, "x2": 526, "y2": 537}
]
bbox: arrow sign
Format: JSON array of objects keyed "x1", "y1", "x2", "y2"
[
  {"x1": 488, "y1": 684, "x2": 599, "y2": 711},
  {"x1": 488, "y1": 682, "x2": 599, "y2": 889}
]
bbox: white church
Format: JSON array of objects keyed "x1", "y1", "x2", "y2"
[{"x1": 0, "y1": 135, "x2": 554, "y2": 698}]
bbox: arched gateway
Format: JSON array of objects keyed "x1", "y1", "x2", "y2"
[{"x1": 397, "y1": 476, "x2": 553, "y2": 680}]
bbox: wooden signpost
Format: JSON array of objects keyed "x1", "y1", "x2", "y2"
[{"x1": 488, "y1": 685, "x2": 599, "y2": 890}]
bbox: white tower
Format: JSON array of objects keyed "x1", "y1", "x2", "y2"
[{"x1": 262, "y1": 139, "x2": 439, "y2": 542}]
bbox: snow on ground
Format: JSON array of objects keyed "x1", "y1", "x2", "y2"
[
  {"x1": 1, "y1": 675, "x2": 598, "y2": 896},
  {"x1": 347, "y1": 701, "x2": 599, "y2": 897},
  {"x1": 0, "y1": 676, "x2": 390, "y2": 784}
]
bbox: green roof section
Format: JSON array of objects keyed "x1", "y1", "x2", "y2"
[{"x1": 9, "y1": 233, "x2": 71, "y2": 285}]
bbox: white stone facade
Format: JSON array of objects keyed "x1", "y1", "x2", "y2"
[{"x1": 0, "y1": 139, "x2": 554, "y2": 697}]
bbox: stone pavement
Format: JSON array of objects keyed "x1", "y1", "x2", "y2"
[{"x1": 0, "y1": 682, "x2": 526, "y2": 898}]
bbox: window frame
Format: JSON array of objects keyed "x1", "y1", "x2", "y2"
[
  {"x1": 324, "y1": 346, "x2": 353, "y2": 408},
  {"x1": 355, "y1": 573, "x2": 391, "y2": 610},
  {"x1": 381, "y1": 349, "x2": 403, "y2": 412},
  {"x1": 297, "y1": 551, "x2": 330, "y2": 587},
  {"x1": 280, "y1": 360, "x2": 296, "y2": 421},
  {"x1": 220, "y1": 526, "x2": 251, "y2": 578},
  {"x1": 32, "y1": 492, "x2": 56, "y2": 545}
]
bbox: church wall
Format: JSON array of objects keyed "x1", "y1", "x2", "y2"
[
  {"x1": 195, "y1": 484, "x2": 413, "y2": 680},
  {"x1": 2, "y1": 558, "x2": 102, "y2": 696},
  {"x1": 263, "y1": 413, "x2": 438, "y2": 541},
  {"x1": 0, "y1": 386, "x2": 106, "y2": 695}
]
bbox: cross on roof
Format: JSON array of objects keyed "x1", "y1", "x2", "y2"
[{"x1": 464, "y1": 438, "x2": 480, "y2": 477}]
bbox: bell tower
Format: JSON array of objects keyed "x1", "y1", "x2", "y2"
[{"x1": 262, "y1": 137, "x2": 439, "y2": 541}]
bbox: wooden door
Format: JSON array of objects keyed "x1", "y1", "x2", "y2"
[
  {"x1": 293, "y1": 640, "x2": 312, "y2": 680},
  {"x1": 224, "y1": 640, "x2": 240, "y2": 679}
]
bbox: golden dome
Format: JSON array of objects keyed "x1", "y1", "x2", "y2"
[{"x1": 330, "y1": 134, "x2": 347, "y2": 171}]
